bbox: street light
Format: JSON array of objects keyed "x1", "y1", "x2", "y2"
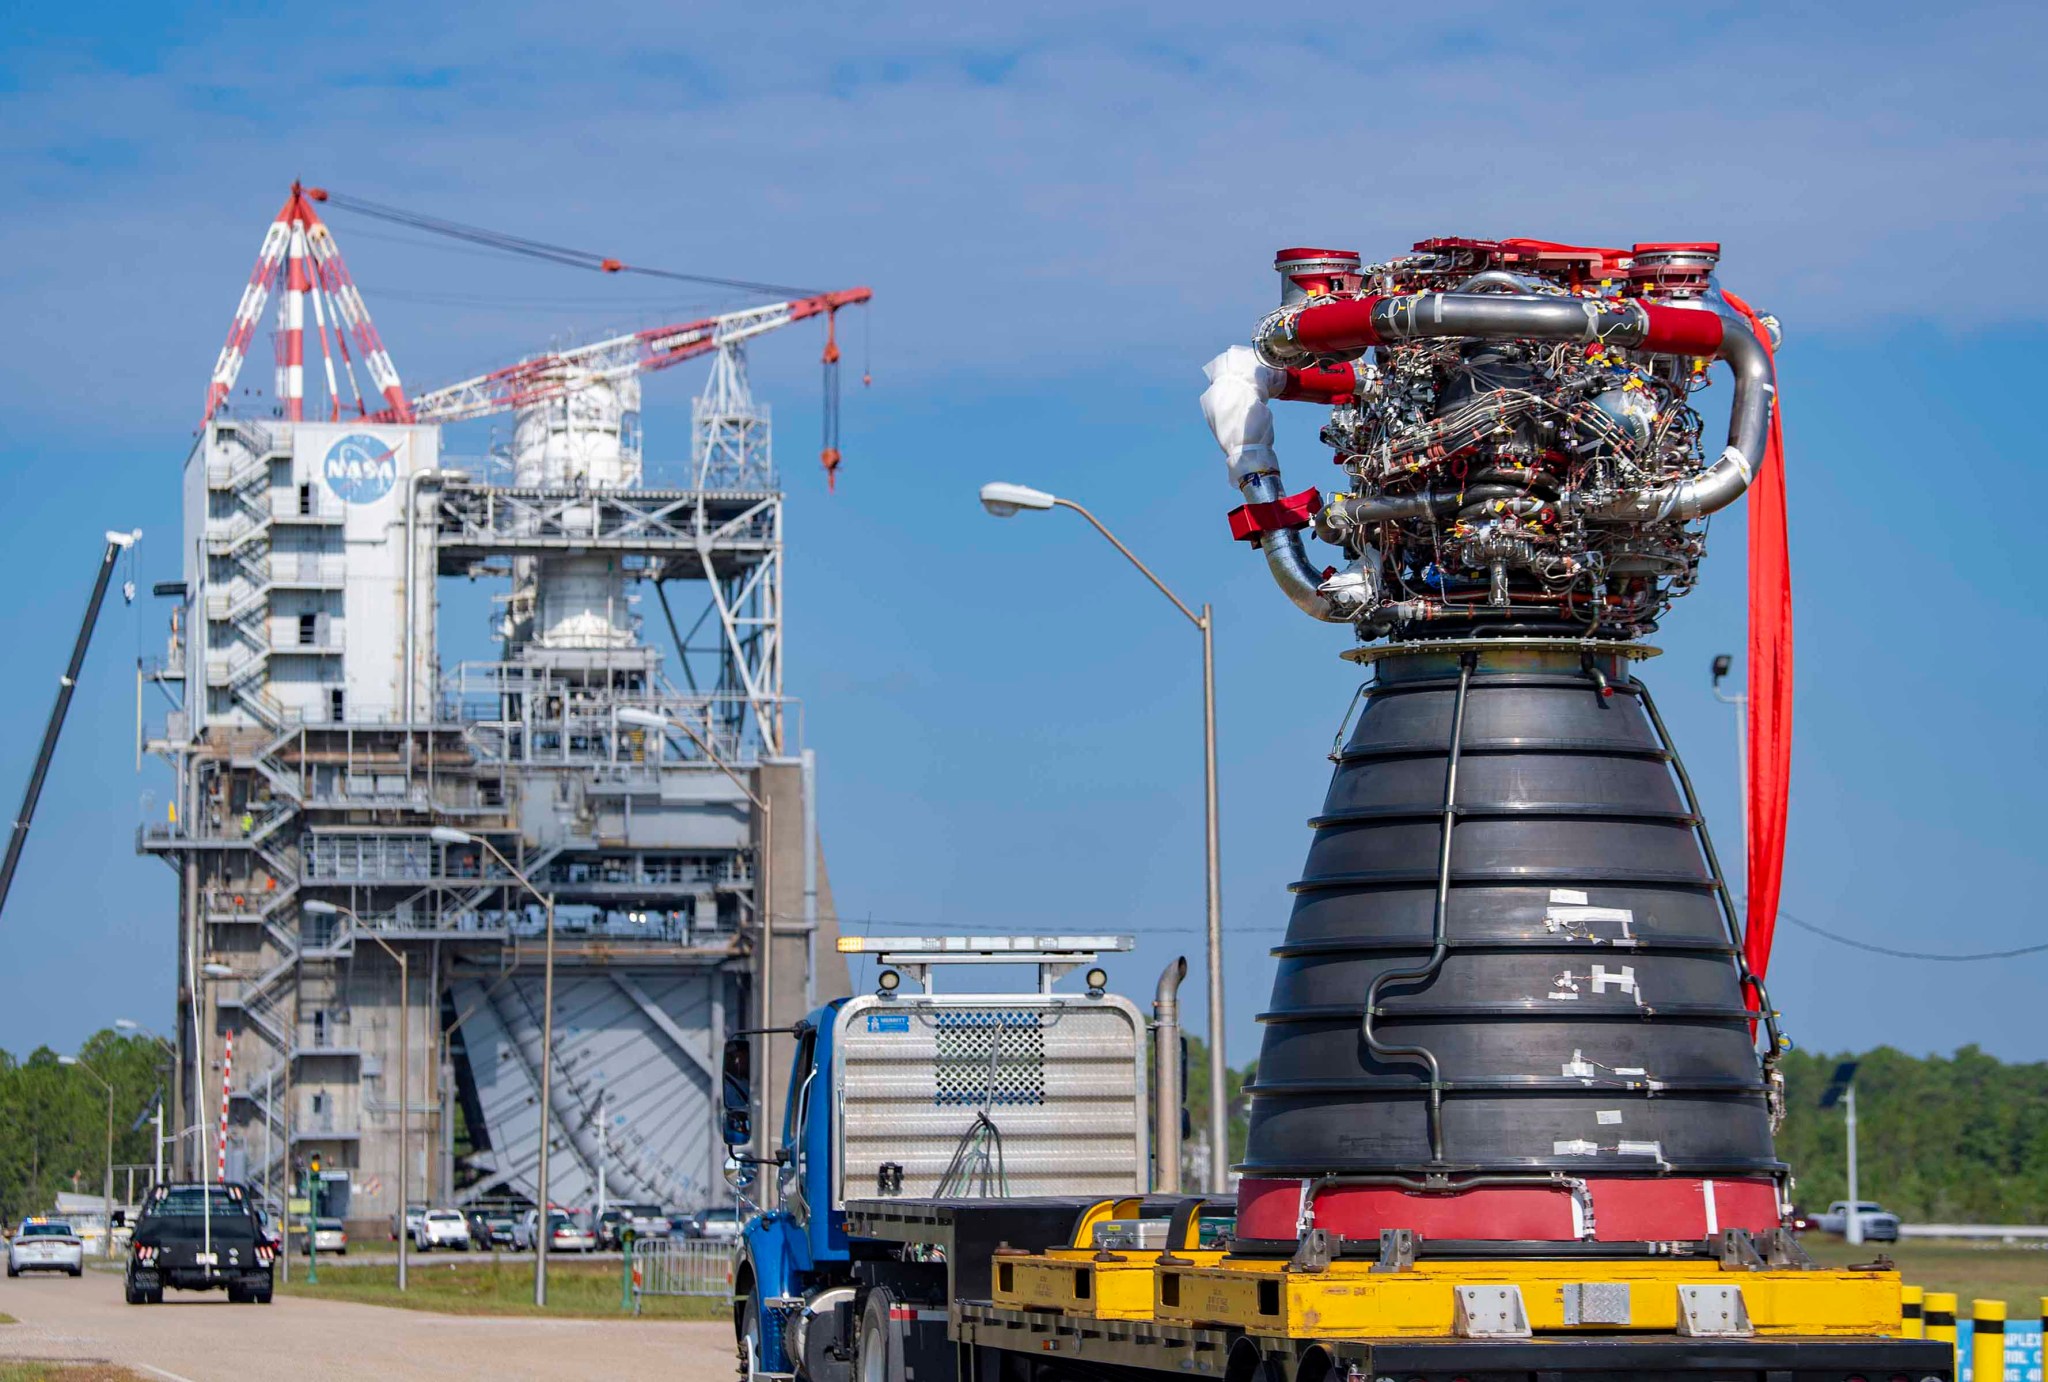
[
  {"x1": 428, "y1": 825, "x2": 559, "y2": 1306},
  {"x1": 615, "y1": 707, "x2": 783, "y2": 1203},
  {"x1": 1711, "y1": 654, "x2": 1750, "y2": 872},
  {"x1": 200, "y1": 962, "x2": 235, "y2": 979},
  {"x1": 978, "y1": 481, "x2": 1230, "y2": 1192},
  {"x1": 303, "y1": 900, "x2": 411, "y2": 1293},
  {"x1": 59, "y1": 1054, "x2": 115, "y2": 1257}
]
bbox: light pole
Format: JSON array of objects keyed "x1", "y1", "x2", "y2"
[
  {"x1": 1711, "y1": 654, "x2": 1749, "y2": 870},
  {"x1": 615, "y1": 707, "x2": 779, "y2": 1203},
  {"x1": 303, "y1": 900, "x2": 410, "y2": 1291},
  {"x1": 978, "y1": 481, "x2": 1229, "y2": 1191},
  {"x1": 59, "y1": 1054, "x2": 115, "y2": 1256},
  {"x1": 116, "y1": 1019, "x2": 175, "y2": 1190},
  {"x1": 430, "y1": 825, "x2": 557, "y2": 1305}
]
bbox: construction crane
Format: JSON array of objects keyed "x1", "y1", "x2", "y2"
[
  {"x1": 0, "y1": 530, "x2": 141, "y2": 922},
  {"x1": 388, "y1": 287, "x2": 872, "y2": 487}
]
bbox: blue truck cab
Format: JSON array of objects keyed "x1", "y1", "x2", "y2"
[{"x1": 721, "y1": 935, "x2": 1160, "y2": 1382}]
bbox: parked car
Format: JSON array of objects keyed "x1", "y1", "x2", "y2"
[
  {"x1": 674, "y1": 1207, "x2": 742, "y2": 1242},
  {"x1": 393, "y1": 1203, "x2": 427, "y2": 1242},
  {"x1": 8, "y1": 1218, "x2": 84, "y2": 1278},
  {"x1": 621, "y1": 1202, "x2": 670, "y2": 1242},
  {"x1": 545, "y1": 1210, "x2": 596, "y2": 1254},
  {"x1": 468, "y1": 1209, "x2": 516, "y2": 1248},
  {"x1": 1789, "y1": 1205, "x2": 1822, "y2": 1234},
  {"x1": 415, "y1": 1208, "x2": 471, "y2": 1252},
  {"x1": 303, "y1": 1217, "x2": 348, "y2": 1255},
  {"x1": 1814, "y1": 1200, "x2": 1901, "y2": 1242},
  {"x1": 595, "y1": 1208, "x2": 630, "y2": 1250}
]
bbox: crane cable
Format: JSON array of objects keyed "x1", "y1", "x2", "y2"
[{"x1": 313, "y1": 188, "x2": 820, "y2": 298}]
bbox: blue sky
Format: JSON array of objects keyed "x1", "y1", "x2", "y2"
[{"x1": 1, "y1": 1, "x2": 2044, "y2": 1066}]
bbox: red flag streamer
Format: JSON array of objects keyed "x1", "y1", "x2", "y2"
[{"x1": 1722, "y1": 294, "x2": 1792, "y2": 991}]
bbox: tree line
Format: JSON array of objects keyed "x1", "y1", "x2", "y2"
[
  {"x1": 1188, "y1": 1037, "x2": 2048, "y2": 1224},
  {"x1": 1775, "y1": 1044, "x2": 2048, "y2": 1223},
  {"x1": 0, "y1": 1029, "x2": 171, "y2": 1226}
]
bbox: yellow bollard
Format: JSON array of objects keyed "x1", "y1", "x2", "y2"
[
  {"x1": 1901, "y1": 1283, "x2": 1924, "y2": 1339},
  {"x1": 1926, "y1": 1291, "x2": 1958, "y2": 1372},
  {"x1": 1972, "y1": 1299, "x2": 2006, "y2": 1382}
]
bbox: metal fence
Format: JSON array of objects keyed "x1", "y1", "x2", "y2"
[{"x1": 630, "y1": 1237, "x2": 734, "y2": 1312}]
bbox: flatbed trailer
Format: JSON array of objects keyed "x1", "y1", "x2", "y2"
[{"x1": 837, "y1": 1196, "x2": 1953, "y2": 1382}]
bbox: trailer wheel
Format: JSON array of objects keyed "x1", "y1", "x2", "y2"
[{"x1": 857, "y1": 1288, "x2": 905, "y2": 1382}]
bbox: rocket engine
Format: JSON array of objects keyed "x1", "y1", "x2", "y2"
[{"x1": 1203, "y1": 239, "x2": 1794, "y2": 1253}]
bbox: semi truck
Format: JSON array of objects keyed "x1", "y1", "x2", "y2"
[{"x1": 726, "y1": 936, "x2": 1947, "y2": 1382}]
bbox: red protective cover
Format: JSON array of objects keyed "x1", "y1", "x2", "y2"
[
  {"x1": 1228, "y1": 488, "x2": 1323, "y2": 542},
  {"x1": 1723, "y1": 294, "x2": 1793, "y2": 992},
  {"x1": 1637, "y1": 303, "x2": 1726, "y2": 357},
  {"x1": 1236, "y1": 1175, "x2": 1781, "y2": 1244}
]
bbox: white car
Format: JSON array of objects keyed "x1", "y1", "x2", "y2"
[
  {"x1": 414, "y1": 1209, "x2": 471, "y2": 1252},
  {"x1": 8, "y1": 1219, "x2": 84, "y2": 1277},
  {"x1": 544, "y1": 1211, "x2": 596, "y2": 1253},
  {"x1": 302, "y1": 1218, "x2": 348, "y2": 1255}
]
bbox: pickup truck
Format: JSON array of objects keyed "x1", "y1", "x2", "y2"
[
  {"x1": 122, "y1": 1182, "x2": 274, "y2": 1304},
  {"x1": 1816, "y1": 1199, "x2": 1902, "y2": 1241}
]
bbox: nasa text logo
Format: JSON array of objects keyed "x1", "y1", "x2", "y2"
[{"x1": 322, "y1": 433, "x2": 400, "y2": 505}]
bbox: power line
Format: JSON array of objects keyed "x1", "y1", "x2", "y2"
[{"x1": 1778, "y1": 909, "x2": 2048, "y2": 963}]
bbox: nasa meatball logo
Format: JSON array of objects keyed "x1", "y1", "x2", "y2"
[{"x1": 322, "y1": 432, "x2": 400, "y2": 505}]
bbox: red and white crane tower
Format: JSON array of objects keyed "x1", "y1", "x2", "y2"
[
  {"x1": 202, "y1": 182, "x2": 412, "y2": 427},
  {"x1": 201, "y1": 181, "x2": 870, "y2": 487}
]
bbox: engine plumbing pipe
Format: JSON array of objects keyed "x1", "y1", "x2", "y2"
[{"x1": 1253, "y1": 291, "x2": 1773, "y2": 524}]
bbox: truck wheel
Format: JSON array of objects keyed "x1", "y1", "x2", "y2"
[
  {"x1": 68, "y1": 1266, "x2": 82, "y2": 1278},
  {"x1": 857, "y1": 1289, "x2": 906, "y2": 1382},
  {"x1": 738, "y1": 1294, "x2": 763, "y2": 1379},
  {"x1": 124, "y1": 1276, "x2": 145, "y2": 1305}
]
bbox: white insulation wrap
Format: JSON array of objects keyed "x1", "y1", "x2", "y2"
[
  {"x1": 831, "y1": 995, "x2": 1147, "y2": 1206},
  {"x1": 1200, "y1": 345, "x2": 1286, "y2": 485}
]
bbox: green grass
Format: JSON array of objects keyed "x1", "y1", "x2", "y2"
[
  {"x1": 1804, "y1": 1238, "x2": 2048, "y2": 1314},
  {"x1": 0, "y1": 1366, "x2": 148, "y2": 1382},
  {"x1": 275, "y1": 1256, "x2": 729, "y2": 1320},
  {"x1": 0, "y1": 1313, "x2": 15, "y2": 1324}
]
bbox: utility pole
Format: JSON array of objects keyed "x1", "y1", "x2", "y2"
[
  {"x1": 1845, "y1": 1083, "x2": 1862, "y2": 1246},
  {"x1": 1820, "y1": 1060, "x2": 1862, "y2": 1245}
]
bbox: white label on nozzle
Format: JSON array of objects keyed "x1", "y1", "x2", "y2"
[
  {"x1": 1617, "y1": 1140, "x2": 1664, "y2": 1160},
  {"x1": 1549, "y1": 889, "x2": 1589, "y2": 905},
  {"x1": 1554, "y1": 1140, "x2": 1599, "y2": 1157},
  {"x1": 1563, "y1": 1052, "x2": 1596, "y2": 1079},
  {"x1": 1596, "y1": 1110, "x2": 1623, "y2": 1126}
]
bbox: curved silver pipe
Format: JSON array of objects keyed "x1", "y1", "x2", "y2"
[
  {"x1": 1454, "y1": 270, "x2": 1563, "y2": 295},
  {"x1": 1579, "y1": 315, "x2": 1772, "y2": 521},
  {"x1": 1152, "y1": 957, "x2": 1187, "y2": 1194},
  {"x1": 1238, "y1": 473, "x2": 1345, "y2": 622}
]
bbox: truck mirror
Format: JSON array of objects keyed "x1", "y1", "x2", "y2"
[{"x1": 721, "y1": 1036, "x2": 752, "y2": 1146}]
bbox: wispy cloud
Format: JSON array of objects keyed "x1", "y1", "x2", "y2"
[{"x1": 1, "y1": 0, "x2": 2043, "y2": 434}]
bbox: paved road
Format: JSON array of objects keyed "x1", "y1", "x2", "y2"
[{"x1": 0, "y1": 1267, "x2": 734, "y2": 1381}]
